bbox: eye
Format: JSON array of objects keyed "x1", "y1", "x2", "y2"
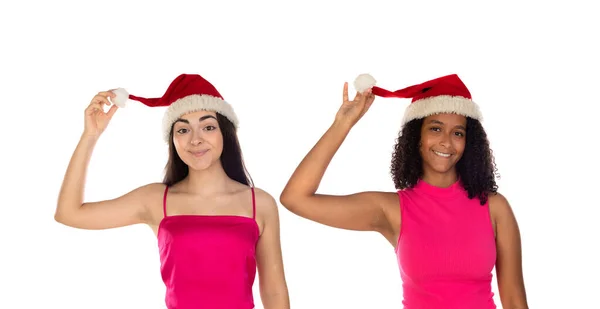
[
  {"x1": 429, "y1": 127, "x2": 441, "y2": 132},
  {"x1": 176, "y1": 128, "x2": 189, "y2": 134},
  {"x1": 204, "y1": 125, "x2": 217, "y2": 131},
  {"x1": 454, "y1": 131, "x2": 465, "y2": 137}
]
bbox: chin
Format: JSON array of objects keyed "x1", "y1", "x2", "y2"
[
  {"x1": 432, "y1": 167, "x2": 455, "y2": 174},
  {"x1": 426, "y1": 161, "x2": 457, "y2": 175},
  {"x1": 187, "y1": 162, "x2": 213, "y2": 171},
  {"x1": 181, "y1": 156, "x2": 217, "y2": 171}
]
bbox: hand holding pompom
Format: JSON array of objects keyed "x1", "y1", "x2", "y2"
[
  {"x1": 83, "y1": 90, "x2": 119, "y2": 139},
  {"x1": 335, "y1": 77, "x2": 375, "y2": 129}
]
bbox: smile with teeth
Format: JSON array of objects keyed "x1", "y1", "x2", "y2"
[{"x1": 433, "y1": 150, "x2": 452, "y2": 158}]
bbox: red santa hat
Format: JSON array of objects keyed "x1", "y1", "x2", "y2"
[
  {"x1": 353, "y1": 73, "x2": 483, "y2": 125},
  {"x1": 110, "y1": 73, "x2": 239, "y2": 142}
]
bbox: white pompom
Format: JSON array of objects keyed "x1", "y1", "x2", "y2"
[
  {"x1": 353, "y1": 74, "x2": 376, "y2": 93},
  {"x1": 111, "y1": 88, "x2": 129, "y2": 108}
]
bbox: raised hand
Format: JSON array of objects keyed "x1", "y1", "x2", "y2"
[
  {"x1": 334, "y1": 82, "x2": 375, "y2": 129},
  {"x1": 84, "y1": 90, "x2": 119, "y2": 138}
]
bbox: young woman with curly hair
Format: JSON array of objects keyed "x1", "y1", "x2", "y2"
[{"x1": 280, "y1": 74, "x2": 528, "y2": 309}]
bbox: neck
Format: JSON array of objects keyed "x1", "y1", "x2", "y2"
[
  {"x1": 421, "y1": 168, "x2": 458, "y2": 188},
  {"x1": 182, "y1": 161, "x2": 231, "y2": 195}
]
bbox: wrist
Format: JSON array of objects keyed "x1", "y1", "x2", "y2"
[
  {"x1": 80, "y1": 132, "x2": 100, "y2": 144},
  {"x1": 331, "y1": 119, "x2": 353, "y2": 133}
]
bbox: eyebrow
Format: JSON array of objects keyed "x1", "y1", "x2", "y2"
[
  {"x1": 428, "y1": 119, "x2": 466, "y2": 131},
  {"x1": 199, "y1": 115, "x2": 217, "y2": 122},
  {"x1": 174, "y1": 115, "x2": 217, "y2": 124}
]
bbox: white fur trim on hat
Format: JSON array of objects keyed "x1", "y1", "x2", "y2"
[
  {"x1": 401, "y1": 95, "x2": 483, "y2": 125},
  {"x1": 162, "y1": 94, "x2": 239, "y2": 142}
]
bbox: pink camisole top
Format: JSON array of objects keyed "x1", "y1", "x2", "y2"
[
  {"x1": 157, "y1": 185, "x2": 260, "y2": 309},
  {"x1": 396, "y1": 179, "x2": 497, "y2": 309}
]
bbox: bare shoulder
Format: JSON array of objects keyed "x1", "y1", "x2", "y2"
[
  {"x1": 488, "y1": 191, "x2": 509, "y2": 204},
  {"x1": 252, "y1": 187, "x2": 279, "y2": 215},
  {"x1": 358, "y1": 190, "x2": 400, "y2": 218},
  {"x1": 138, "y1": 182, "x2": 167, "y2": 193},
  {"x1": 134, "y1": 182, "x2": 167, "y2": 203},
  {"x1": 134, "y1": 182, "x2": 168, "y2": 224},
  {"x1": 488, "y1": 192, "x2": 515, "y2": 221},
  {"x1": 374, "y1": 191, "x2": 402, "y2": 239},
  {"x1": 376, "y1": 191, "x2": 402, "y2": 208}
]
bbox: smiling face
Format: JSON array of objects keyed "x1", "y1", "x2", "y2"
[
  {"x1": 171, "y1": 110, "x2": 223, "y2": 171},
  {"x1": 419, "y1": 113, "x2": 467, "y2": 177}
]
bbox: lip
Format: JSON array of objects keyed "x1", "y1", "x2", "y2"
[{"x1": 189, "y1": 149, "x2": 209, "y2": 157}]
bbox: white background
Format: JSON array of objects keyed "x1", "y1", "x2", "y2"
[{"x1": 1, "y1": 0, "x2": 598, "y2": 308}]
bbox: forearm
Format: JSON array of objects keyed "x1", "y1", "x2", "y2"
[
  {"x1": 503, "y1": 305, "x2": 528, "y2": 309},
  {"x1": 260, "y1": 287, "x2": 290, "y2": 309},
  {"x1": 55, "y1": 134, "x2": 98, "y2": 220},
  {"x1": 281, "y1": 121, "x2": 351, "y2": 200},
  {"x1": 500, "y1": 297, "x2": 528, "y2": 309}
]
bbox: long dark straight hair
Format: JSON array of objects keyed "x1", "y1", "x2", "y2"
[{"x1": 162, "y1": 113, "x2": 253, "y2": 187}]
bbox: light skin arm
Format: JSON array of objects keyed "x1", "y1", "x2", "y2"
[
  {"x1": 491, "y1": 193, "x2": 529, "y2": 309},
  {"x1": 54, "y1": 90, "x2": 151, "y2": 230},
  {"x1": 255, "y1": 189, "x2": 290, "y2": 309},
  {"x1": 279, "y1": 84, "x2": 392, "y2": 235}
]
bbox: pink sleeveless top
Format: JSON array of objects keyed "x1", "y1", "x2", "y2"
[
  {"x1": 157, "y1": 186, "x2": 260, "y2": 309},
  {"x1": 396, "y1": 179, "x2": 497, "y2": 309}
]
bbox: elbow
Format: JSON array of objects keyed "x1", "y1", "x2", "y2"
[
  {"x1": 279, "y1": 190, "x2": 311, "y2": 214},
  {"x1": 54, "y1": 211, "x2": 78, "y2": 228},
  {"x1": 278, "y1": 192, "x2": 290, "y2": 208},
  {"x1": 54, "y1": 207, "x2": 69, "y2": 225},
  {"x1": 54, "y1": 203, "x2": 80, "y2": 226},
  {"x1": 54, "y1": 211, "x2": 66, "y2": 225},
  {"x1": 279, "y1": 190, "x2": 297, "y2": 211}
]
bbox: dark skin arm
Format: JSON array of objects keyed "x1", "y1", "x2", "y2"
[
  {"x1": 279, "y1": 84, "x2": 395, "y2": 239},
  {"x1": 490, "y1": 193, "x2": 529, "y2": 309}
]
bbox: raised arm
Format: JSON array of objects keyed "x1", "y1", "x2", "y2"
[
  {"x1": 490, "y1": 193, "x2": 529, "y2": 309},
  {"x1": 279, "y1": 83, "x2": 391, "y2": 234},
  {"x1": 54, "y1": 91, "x2": 151, "y2": 230}
]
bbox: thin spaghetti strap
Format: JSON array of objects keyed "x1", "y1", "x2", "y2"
[
  {"x1": 251, "y1": 187, "x2": 256, "y2": 220},
  {"x1": 163, "y1": 185, "x2": 169, "y2": 218}
]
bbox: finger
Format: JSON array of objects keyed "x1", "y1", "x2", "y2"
[
  {"x1": 354, "y1": 91, "x2": 365, "y2": 105},
  {"x1": 86, "y1": 101, "x2": 106, "y2": 114},
  {"x1": 343, "y1": 82, "x2": 349, "y2": 102},
  {"x1": 92, "y1": 95, "x2": 111, "y2": 106},
  {"x1": 352, "y1": 89, "x2": 363, "y2": 101},
  {"x1": 365, "y1": 96, "x2": 375, "y2": 110},
  {"x1": 86, "y1": 101, "x2": 104, "y2": 110},
  {"x1": 366, "y1": 93, "x2": 375, "y2": 104},
  {"x1": 97, "y1": 90, "x2": 116, "y2": 98},
  {"x1": 364, "y1": 94, "x2": 375, "y2": 109},
  {"x1": 106, "y1": 104, "x2": 118, "y2": 119}
]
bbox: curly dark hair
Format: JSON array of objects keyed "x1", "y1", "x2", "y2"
[{"x1": 390, "y1": 117, "x2": 499, "y2": 205}]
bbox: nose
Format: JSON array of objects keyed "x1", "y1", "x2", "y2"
[
  {"x1": 439, "y1": 132, "x2": 451, "y2": 148},
  {"x1": 190, "y1": 130, "x2": 204, "y2": 145}
]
